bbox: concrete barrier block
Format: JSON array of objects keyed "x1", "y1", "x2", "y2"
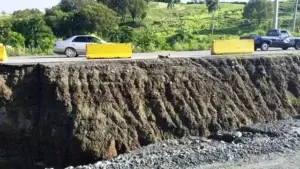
[
  {"x1": 211, "y1": 40, "x2": 254, "y2": 55},
  {"x1": 86, "y1": 43, "x2": 132, "y2": 59},
  {"x1": 0, "y1": 44, "x2": 8, "y2": 62}
]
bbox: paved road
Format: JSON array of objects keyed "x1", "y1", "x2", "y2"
[{"x1": 1, "y1": 48, "x2": 299, "y2": 65}]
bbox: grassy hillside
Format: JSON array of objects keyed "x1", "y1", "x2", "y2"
[
  {"x1": 123, "y1": 2, "x2": 250, "y2": 52},
  {"x1": 1, "y1": 1, "x2": 300, "y2": 55},
  {"x1": 145, "y1": 2, "x2": 245, "y2": 34},
  {"x1": 128, "y1": 1, "x2": 300, "y2": 52}
]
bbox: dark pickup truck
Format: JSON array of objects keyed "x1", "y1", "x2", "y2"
[{"x1": 240, "y1": 29, "x2": 300, "y2": 51}]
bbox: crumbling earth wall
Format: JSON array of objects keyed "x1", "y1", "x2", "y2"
[{"x1": 0, "y1": 56, "x2": 300, "y2": 169}]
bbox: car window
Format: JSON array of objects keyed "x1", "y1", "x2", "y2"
[
  {"x1": 72, "y1": 37, "x2": 89, "y2": 43},
  {"x1": 88, "y1": 37, "x2": 102, "y2": 43}
]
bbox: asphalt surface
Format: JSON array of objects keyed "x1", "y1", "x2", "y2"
[{"x1": 1, "y1": 48, "x2": 300, "y2": 65}]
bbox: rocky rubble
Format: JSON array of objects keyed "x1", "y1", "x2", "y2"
[
  {"x1": 1, "y1": 56, "x2": 300, "y2": 168},
  {"x1": 66, "y1": 116, "x2": 300, "y2": 169}
]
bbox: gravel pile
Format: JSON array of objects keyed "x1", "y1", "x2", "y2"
[{"x1": 64, "y1": 116, "x2": 300, "y2": 169}]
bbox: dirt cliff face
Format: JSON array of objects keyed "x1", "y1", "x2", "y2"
[
  {"x1": 0, "y1": 56, "x2": 300, "y2": 168},
  {"x1": 0, "y1": 64, "x2": 40, "y2": 169}
]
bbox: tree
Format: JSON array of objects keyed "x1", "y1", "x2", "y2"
[
  {"x1": 12, "y1": 9, "x2": 43, "y2": 19},
  {"x1": 72, "y1": 2, "x2": 118, "y2": 35},
  {"x1": 205, "y1": 0, "x2": 219, "y2": 35},
  {"x1": 128, "y1": 0, "x2": 147, "y2": 22},
  {"x1": 44, "y1": 6, "x2": 74, "y2": 38},
  {"x1": 59, "y1": 0, "x2": 96, "y2": 12},
  {"x1": 0, "y1": 20, "x2": 25, "y2": 48},
  {"x1": 97, "y1": 0, "x2": 148, "y2": 22},
  {"x1": 146, "y1": 0, "x2": 152, "y2": 5},
  {"x1": 12, "y1": 17, "x2": 54, "y2": 49},
  {"x1": 243, "y1": 0, "x2": 273, "y2": 27},
  {"x1": 167, "y1": 0, "x2": 175, "y2": 9},
  {"x1": 98, "y1": 0, "x2": 129, "y2": 22}
]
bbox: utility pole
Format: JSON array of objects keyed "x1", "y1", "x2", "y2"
[
  {"x1": 273, "y1": 0, "x2": 279, "y2": 29},
  {"x1": 293, "y1": 0, "x2": 299, "y2": 32}
]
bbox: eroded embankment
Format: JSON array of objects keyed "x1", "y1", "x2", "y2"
[{"x1": 0, "y1": 56, "x2": 300, "y2": 169}]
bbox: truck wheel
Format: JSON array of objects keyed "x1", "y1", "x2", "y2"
[
  {"x1": 295, "y1": 42, "x2": 300, "y2": 50},
  {"x1": 260, "y1": 42, "x2": 269, "y2": 51}
]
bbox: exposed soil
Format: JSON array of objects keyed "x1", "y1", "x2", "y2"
[{"x1": 0, "y1": 56, "x2": 300, "y2": 169}]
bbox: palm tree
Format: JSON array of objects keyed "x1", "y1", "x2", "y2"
[{"x1": 205, "y1": 0, "x2": 219, "y2": 35}]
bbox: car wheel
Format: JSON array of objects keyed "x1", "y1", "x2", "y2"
[
  {"x1": 254, "y1": 46, "x2": 258, "y2": 51},
  {"x1": 65, "y1": 48, "x2": 78, "y2": 57},
  {"x1": 282, "y1": 47, "x2": 289, "y2": 50},
  {"x1": 260, "y1": 42, "x2": 269, "y2": 51},
  {"x1": 295, "y1": 42, "x2": 300, "y2": 50}
]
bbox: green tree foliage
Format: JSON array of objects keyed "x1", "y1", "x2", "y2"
[
  {"x1": 154, "y1": 0, "x2": 180, "y2": 2},
  {"x1": 10, "y1": 8, "x2": 53, "y2": 50},
  {"x1": 99, "y1": 0, "x2": 148, "y2": 22},
  {"x1": 279, "y1": 0, "x2": 300, "y2": 13},
  {"x1": 11, "y1": 17, "x2": 54, "y2": 50},
  {"x1": 98, "y1": 0, "x2": 129, "y2": 21},
  {"x1": 0, "y1": 20, "x2": 11, "y2": 42},
  {"x1": 0, "y1": 20, "x2": 25, "y2": 47},
  {"x1": 243, "y1": 0, "x2": 273, "y2": 27},
  {"x1": 6, "y1": 32, "x2": 25, "y2": 48},
  {"x1": 128, "y1": 0, "x2": 148, "y2": 22},
  {"x1": 72, "y1": 2, "x2": 118, "y2": 35},
  {"x1": 12, "y1": 9, "x2": 43, "y2": 18},
  {"x1": 108, "y1": 26, "x2": 134, "y2": 43},
  {"x1": 205, "y1": 0, "x2": 219, "y2": 35},
  {"x1": 59, "y1": 0, "x2": 96, "y2": 12},
  {"x1": 44, "y1": 6, "x2": 74, "y2": 38}
]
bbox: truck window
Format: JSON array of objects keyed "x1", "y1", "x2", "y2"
[
  {"x1": 267, "y1": 30, "x2": 279, "y2": 36},
  {"x1": 280, "y1": 30, "x2": 289, "y2": 37}
]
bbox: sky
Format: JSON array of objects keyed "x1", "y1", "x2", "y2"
[{"x1": 0, "y1": 0, "x2": 60, "y2": 14}]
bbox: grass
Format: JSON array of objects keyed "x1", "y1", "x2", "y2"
[
  {"x1": 144, "y1": 3, "x2": 246, "y2": 35},
  {"x1": 6, "y1": 47, "x2": 54, "y2": 56},
  {"x1": 286, "y1": 91, "x2": 300, "y2": 106}
]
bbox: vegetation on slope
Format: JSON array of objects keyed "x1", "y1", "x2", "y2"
[{"x1": 0, "y1": 0, "x2": 299, "y2": 56}]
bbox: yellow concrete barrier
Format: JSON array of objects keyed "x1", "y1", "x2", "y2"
[
  {"x1": 211, "y1": 39, "x2": 254, "y2": 55},
  {"x1": 86, "y1": 43, "x2": 132, "y2": 59},
  {"x1": 0, "y1": 44, "x2": 7, "y2": 62}
]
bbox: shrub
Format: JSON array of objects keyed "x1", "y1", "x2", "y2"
[
  {"x1": 108, "y1": 26, "x2": 135, "y2": 43},
  {"x1": 6, "y1": 31, "x2": 25, "y2": 48},
  {"x1": 133, "y1": 28, "x2": 157, "y2": 52}
]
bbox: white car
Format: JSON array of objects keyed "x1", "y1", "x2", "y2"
[{"x1": 53, "y1": 35, "x2": 108, "y2": 57}]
